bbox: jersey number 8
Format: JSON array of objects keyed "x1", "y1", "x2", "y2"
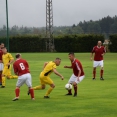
[{"x1": 19, "y1": 63, "x2": 25, "y2": 70}]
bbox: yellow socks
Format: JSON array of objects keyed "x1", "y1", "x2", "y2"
[
  {"x1": 45, "y1": 87, "x2": 53, "y2": 96},
  {"x1": 2, "y1": 77, "x2": 6, "y2": 86},
  {"x1": 33, "y1": 86, "x2": 42, "y2": 90},
  {"x1": 33, "y1": 86, "x2": 54, "y2": 96}
]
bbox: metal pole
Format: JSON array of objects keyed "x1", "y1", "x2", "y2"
[
  {"x1": 6, "y1": 0, "x2": 9, "y2": 51},
  {"x1": 46, "y1": 0, "x2": 55, "y2": 52}
]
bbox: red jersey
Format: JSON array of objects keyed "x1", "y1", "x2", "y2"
[
  {"x1": 72, "y1": 59, "x2": 84, "y2": 77},
  {"x1": 13, "y1": 58, "x2": 30, "y2": 76},
  {"x1": 92, "y1": 46, "x2": 106, "y2": 61},
  {"x1": 0, "y1": 49, "x2": 3, "y2": 61}
]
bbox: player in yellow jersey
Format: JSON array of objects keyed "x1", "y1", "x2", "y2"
[
  {"x1": 1, "y1": 47, "x2": 18, "y2": 88},
  {"x1": 32, "y1": 58, "x2": 64, "y2": 98}
]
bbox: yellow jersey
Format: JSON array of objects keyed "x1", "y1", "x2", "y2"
[
  {"x1": 42, "y1": 61, "x2": 56, "y2": 76},
  {"x1": 2, "y1": 53, "x2": 14, "y2": 66}
]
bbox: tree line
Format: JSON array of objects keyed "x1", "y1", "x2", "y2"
[{"x1": 0, "y1": 15, "x2": 117, "y2": 38}]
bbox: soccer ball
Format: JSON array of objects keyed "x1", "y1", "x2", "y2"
[{"x1": 65, "y1": 83, "x2": 72, "y2": 90}]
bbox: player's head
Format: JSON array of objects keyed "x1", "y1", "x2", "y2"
[
  {"x1": 97, "y1": 41, "x2": 102, "y2": 47},
  {"x1": 1, "y1": 47, "x2": 7, "y2": 53},
  {"x1": 0, "y1": 43, "x2": 4, "y2": 49},
  {"x1": 68, "y1": 52, "x2": 75, "y2": 61},
  {"x1": 15, "y1": 53, "x2": 21, "y2": 59},
  {"x1": 0, "y1": 43, "x2": 4, "y2": 48},
  {"x1": 54, "y1": 58, "x2": 61, "y2": 66}
]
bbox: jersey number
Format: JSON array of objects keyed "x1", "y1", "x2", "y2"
[{"x1": 19, "y1": 63, "x2": 25, "y2": 70}]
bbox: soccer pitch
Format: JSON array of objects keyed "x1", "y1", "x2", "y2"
[{"x1": 0, "y1": 53, "x2": 117, "y2": 117}]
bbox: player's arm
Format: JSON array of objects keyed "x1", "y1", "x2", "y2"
[
  {"x1": 7, "y1": 54, "x2": 14, "y2": 66},
  {"x1": 9, "y1": 59, "x2": 14, "y2": 64},
  {"x1": 102, "y1": 46, "x2": 106, "y2": 56},
  {"x1": 77, "y1": 70, "x2": 81, "y2": 81},
  {"x1": 76, "y1": 64, "x2": 81, "y2": 81},
  {"x1": 13, "y1": 64, "x2": 18, "y2": 75},
  {"x1": 7, "y1": 59, "x2": 14, "y2": 66},
  {"x1": 53, "y1": 68, "x2": 64, "y2": 80},
  {"x1": 42, "y1": 62, "x2": 48, "y2": 70},
  {"x1": 90, "y1": 52, "x2": 93, "y2": 61},
  {"x1": 0, "y1": 56, "x2": 2, "y2": 63},
  {"x1": 101, "y1": 53, "x2": 105, "y2": 56},
  {"x1": 91, "y1": 47, "x2": 95, "y2": 61},
  {"x1": 64, "y1": 65, "x2": 72, "y2": 69}
]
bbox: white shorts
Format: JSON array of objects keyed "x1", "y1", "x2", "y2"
[
  {"x1": 93, "y1": 60, "x2": 103, "y2": 67},
  {"x1": 16, "y1": 73, "x2": 32, "y2": 87},
  {"x1": 68, "y1": 74, "x2": 85, "y2": 84},
  {"x1": 0, "y1": 63, "x2": 3, "y2": 71}
]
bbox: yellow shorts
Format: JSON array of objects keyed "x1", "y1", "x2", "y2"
[
  {"x1": 40, "y1": 72, "x2": 53, "y2": 85},
  {"x1": 2, "y1": 66, "x2": 11, "y2": 76}
]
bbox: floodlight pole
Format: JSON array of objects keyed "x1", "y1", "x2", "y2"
[
  {"x1": 6, "y1": 0, "x2": 9, "y2": 51},
  {"x1": 46, "y1": 0, "x2": 55, "y2": 52}
]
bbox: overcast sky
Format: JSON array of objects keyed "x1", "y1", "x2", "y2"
[{"x1": 0, "y1": 0, "x2": 117, "y2": 28}]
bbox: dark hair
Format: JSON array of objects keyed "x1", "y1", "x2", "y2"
[
  {"x1": 15, "y1": 53, "x2": 21, "y2": 58},
  {"x1": 55, "y1": 58, "x2": 61, "y2": 60},
  {"x1": 68, "y1": 52, "x2": 74, "y2": 55},
  {"x1": 0, "y1": 42, "x2": 4, "y2": 45}
]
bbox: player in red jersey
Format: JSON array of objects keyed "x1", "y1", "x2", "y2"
[
  {"x1": 0, "y1": 43, "x2": 4, "y2": 85},
  {"x1": 64, "y1": 52, "x2": 85, "y2": 97},
  {"x1": 91, "y1": 41, "x2": 106, "y2": 80},
  {"x1": 12, "y1": 53, "x2": 34, "y2": 101}
]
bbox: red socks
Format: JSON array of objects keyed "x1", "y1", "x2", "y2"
[
  {"x1": 93, "y1": 69, "x2": 104, "y2": 78},
  {"x1": 68, "y1": 85, "x2": 77, "y2": 94},
  {"x1": 29, "y1": 89, "x2": 34, "y2": 99},
  {"x1": 74, "y1": 85, "x2": 77, "y2": 94},
  {"x1": 15, "y1": 88, "x2": 34, "y2": 99},
  {"x1": 15, "y1": 88, "x2": 20, "y2": 97}
]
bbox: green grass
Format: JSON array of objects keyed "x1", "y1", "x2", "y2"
[{"x1": 0, "y1": 53, "x2": 117, "y2": 117}]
